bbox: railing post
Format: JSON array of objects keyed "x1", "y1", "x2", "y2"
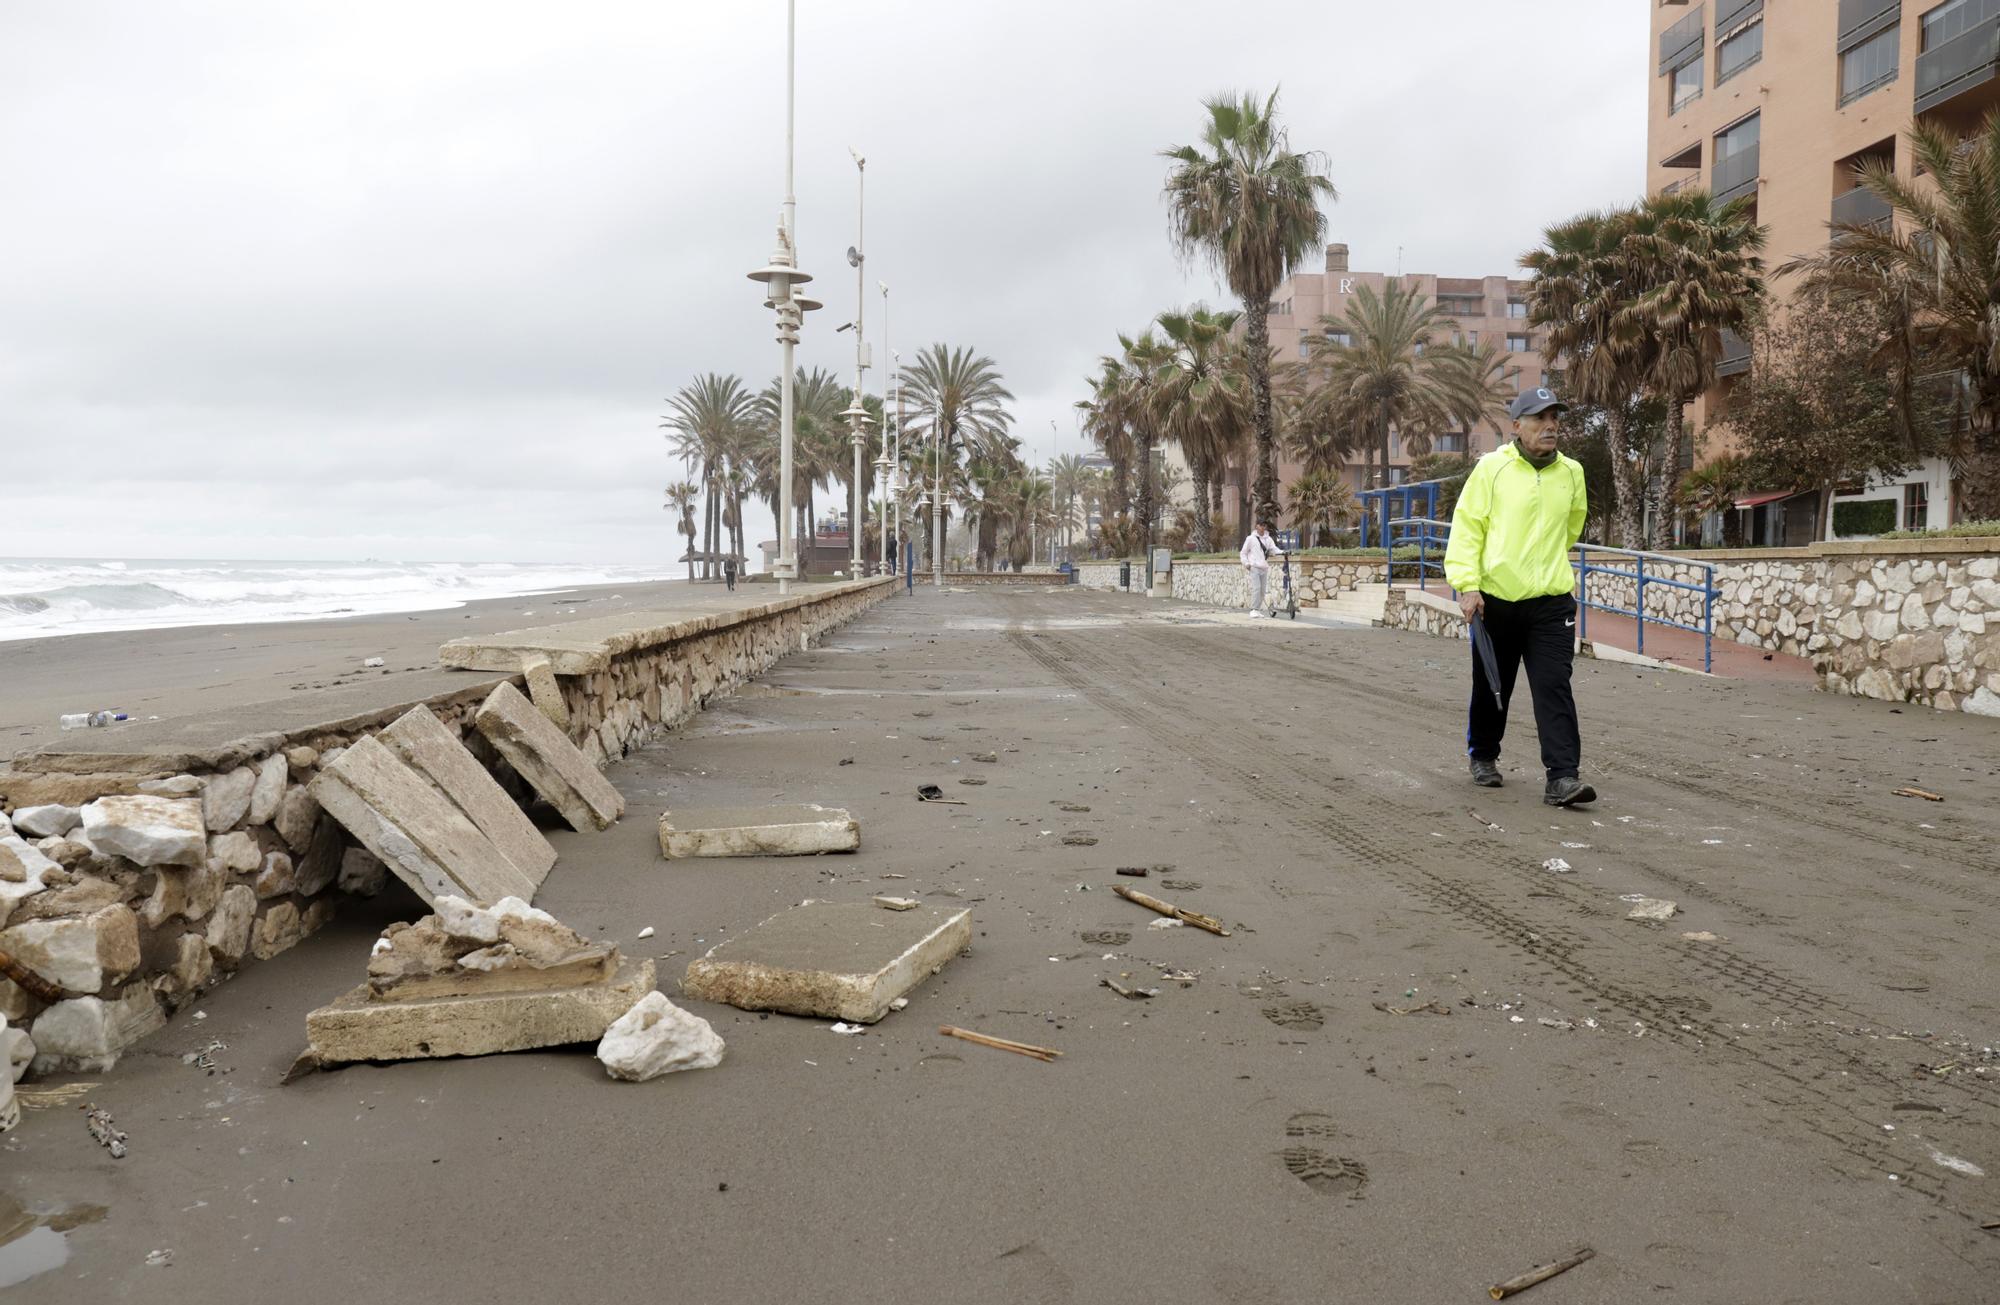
[
  {"x1": 1702, "y1": 562, "x2": 1715, "y2": 675},
  {"x1": 1636, "y1": 555, "x2": 1647, "y2": 657},
  {"x1": 1577, "y1": 548, "x2": 1589, "y2": 644}
]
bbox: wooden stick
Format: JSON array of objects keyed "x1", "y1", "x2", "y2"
[
  {"x1": 1893, "y1": 786, "x2": 1944, "y2": 802},
  {"x1": 1112, "y1": 883, "x2": 1231, "y2": 936},
  {"x1": 0, "y1": 946, "x2": 69, "y2": 1005},
  {"x1": 1488, "y1": 1248, "x2": 1595, "y2": 1300},
  {"x1": 938, "y1": 1025, "x2": 1061, "y2": 1061}
]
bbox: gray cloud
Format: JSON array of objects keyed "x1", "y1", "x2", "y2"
[{"x1": 0, "y1": 1, "x2": 1643, "y2": 563}]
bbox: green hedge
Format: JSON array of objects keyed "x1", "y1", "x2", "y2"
[{"x1": 1832, "y1": 498, "x2": 1896, "y2": 537}]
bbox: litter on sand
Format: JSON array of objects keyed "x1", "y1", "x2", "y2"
[
  {"x1": 1373, "y1": 999, "x2": 1450, "y2": 1017},
  {"x1": 1542, "y1": 858, "x2": 1572, "y2": 873},
  {"x1": 1893, "y1": 787, "x2": 1944, "y2": 802},
  {"x1": 830, "y1": 1022, "x2": 867, "y2": 1036},
  {"x1": 1113, "y1": 883, "x2": 1230, "y2": 936},
  {"x1": 915, "y1": 784, "x2": 966, "y2": 804},
  {"x1": 938, "y1": 1025, "x2": 1061, "y2": 1062},
  {"x1": 873, "y1": 896, "x2": 920, "y2": 911},
  {"x1": 1623, "y1": 897, "x2": 1679, "y2": 922},
  {"x1": 1488, "y1": 1247, "x2": 1595, "y2": 1299},
  {"x1": 85, "y1": 1104, "x2": 128, "y2": 1159}
]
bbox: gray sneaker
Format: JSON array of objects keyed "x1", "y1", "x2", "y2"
[
  {"x1": 1543, "y1": 776, "x2": 1597, "y2": 807},
  {"x1": 1469, "y1": 758, "x2": 1502, "y2": 788}
]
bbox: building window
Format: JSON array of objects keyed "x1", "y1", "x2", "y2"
[
  {"x1": 1298, "y1": 339, "x2": 1310, "y2": 359},
  {"x1": 1717, "y1": 18, "x2": 1763, "y2": 84},
  {"x1": 1506, "y1": 299, "x2": 1527, "y2": 318},
  {"x1": 1437, "y1": 296, "x2": 1482, "y2": 318},
  {"x1": 1506, "y1": 334, "x2": 1530, "y2": 353},
  {"x1": 1904, "y1": 480, "x2": 1930, "y2": 530},
  {"x1": 1438, "y1": 433, "x2": 1467, "y2": 454},
  {"x1": 1504, "y1": 366, "x2": 1523, "y2": 392},
  {"x1": 1715, "y1": 112, "x2": 1760, "y2": 162},
  {"x1": 1670, "y1": 53, "x2": 1705, "y2": 111},
  {"x1": 1922, "y1": 0, "x2": 2000, "y2": 51},
  {"x1": 1466, "y1": 330, "x2": 1478, "y2": 347},
  {"x1": 1840, "y1": 25, "x2": 1899, "y2": 103},
  {"x1": 1325, "y1": 329, "x2": 1352, "y2": 347}
]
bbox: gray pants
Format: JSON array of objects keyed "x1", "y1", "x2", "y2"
[{"x1": 1247, "y1": 567, "x2": 1268, "y2": 613}]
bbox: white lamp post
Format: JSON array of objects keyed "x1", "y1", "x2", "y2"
[{"x1": 844, "y1": 148, "x2": 869, "y2": 580}]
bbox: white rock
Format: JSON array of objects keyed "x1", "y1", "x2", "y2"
[
  {"x1": 12, "y1": 804, "x2": 80, "y2": 838},
  {"x1": 1965, "y1": 686, "x2": 2000, "y2": 719},
  {"x1": 336, "y1": 847, "x2": 387, "y2": 897},
  {"x1": 80, "y1": 796, "x2": 206, "y2": 868},
  {"x1": 30, "y1": 985, "x2": 166, "y2": 1074},
  {"x1": 596, "y1": 992, "x2": 724, "y2": 1081},
  {"x1": 1, "y1": 1019, "x2": 33, "y2": 1083},
  {"x1": 0, "y1": 1077, "x2": 13, "y2": 1133},
  {"x1": 0, "y1": 906, "x2": 141, "y2": 993},
  {"x1": 136, "y1": 775, "x2": 202, "y2": 797},
  {"x1": 206, "y1": 885, "x2": 258, "y2": 965},
  {"x1": 273, "y1": 784, "x2": 321, "y2": 851},
  {"x1": 247, "y1": 754, "x2": 288, "y2": 826},
  {"x1": 209, "y1": 830, "x2": 262, "y2": 873},
  {"x1": 435, "y1": 894, "x2": 559, "y2": 945},
  {"x1": 253, "y1": 850, "x2": 296, "y2": 899},
  {"x1": 202, "y1": 767, "x2": 257, "y2": 832},
  {"x1": 1624, "y1": 898, "x2": 1679, "y2": 922}
]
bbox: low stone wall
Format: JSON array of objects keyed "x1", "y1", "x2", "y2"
[
  {"x1": 1383, "y1": 587, "x2": 1468, "y2": 640},
  {"x1": 920, "y1": 572, "x2": 1070, "y2": 587},
  {"x1": 0, "y1": 578, "x2": 896, "y2": 1073},
  {"x1": 1079, "y1": 557, "x2": 1389, "y2": 606},
  {"x1": 1074, "y1": 561, "x2": 1137, "y2": 592}
]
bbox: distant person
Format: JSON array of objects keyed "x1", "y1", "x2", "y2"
[
  {"x1": 1239, "y1": 518, "x2": 1283, "y2": 618},
  {"x1": 722, "y1": 556, "x2": 738, "y2": 592},
  {"x1": 1443, "y1": 387, "x2": 1595, "y2": 808}
]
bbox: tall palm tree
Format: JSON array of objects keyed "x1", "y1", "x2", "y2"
[
  {"x1": 664, "y1": 481, "x2": 699, "y2": 579},
  {"x1": 1109, "y1": 330, "x2": 1174, "y2": 557},
  {"x1": 901, "y1": 345, "x2": 1014, "y2": 559},
  {"x1": 1047, "y1": 452, "x2": 1090, "y2": 557},
  {"x1": 1163, "y1": 89, "x2": 1336, "y2": 526},
  {"x1": 661, "y1": 373, "x2": 755, "y2": 579},
  {"x1": 1285, "y1": 469, "x2": 1356, "y2": 547},
  {"x1": 1154, "y1": 305, "x2": 1249, "y2": 552},
  {"x1": 1782, "y1": 109, "x2": 2000, "y2": 520},
  {"x1": 1625, "y1": 189, "x2": 1767, "y2": 546},
  {"x1": 754, "y1": 367, "x2": 846, "y2": 578},
  {"x1": 1523, "y1": 210, "x2": 1656, "y2": 548},
  {"x1": 1078, "y1": 357, "x2": 1136, "y2": 522}
]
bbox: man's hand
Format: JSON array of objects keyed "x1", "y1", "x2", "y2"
[{"x1": 1459, "y1": 590, "x2": 1485, "y2": 621}]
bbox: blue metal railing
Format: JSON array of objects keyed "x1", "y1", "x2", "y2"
[
  {"x1": 1359, "y1": 480, "x2": 1444, "y2": 548},
  {"x1": 1572, "y1": 544, "x2": 1720, "y2": 674},
  {"x1": 1381, "y1": 518, "x2": 1723, "y2": 673}
]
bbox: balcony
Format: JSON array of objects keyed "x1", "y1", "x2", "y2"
[
  {"x1": 1915, "y1": 12, "x2": 2000, "y2": 115},
  {"x1": 1831, "y1": 186, "x2": 1893, "y2": 232},
  {"x1": 1838, "y1": 0, "x2": 1900, "y2": 49},
  {"x1": 1659, "y1": 5, "x2": 1705, "y2": 74},
  {"x1": 1711, "y1": 143, "x2": 1759, "y2": 203},
  {"x1": 1718, "y1": 0, "x2": 1762, "y2": 34},
  {"x1": 1661, "y1": 175, "x2": 1699, "y2": 196},
  {"x1": 1717, "y1": 328, "x2": 1751, "y2": 378}
]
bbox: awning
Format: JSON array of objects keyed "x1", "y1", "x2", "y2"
[{"x1": 1732, "y1": 490, "x2": 1793, "y2": 509}]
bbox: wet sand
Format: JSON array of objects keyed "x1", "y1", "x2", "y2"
[{"x1": 5, "y1": 586, "x2": 1998, "y2": 1302}]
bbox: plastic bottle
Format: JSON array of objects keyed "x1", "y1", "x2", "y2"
[
  {"x1": 59, "y1": 713, "x2": 92, "y2": 730},
  {"x1": 89, "y1": 710, "x2": 129, "y2": 727}
]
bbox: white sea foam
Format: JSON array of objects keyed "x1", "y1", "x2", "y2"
[{"x1": 0, "y1": 558, "x2": 681, "y2": 642}]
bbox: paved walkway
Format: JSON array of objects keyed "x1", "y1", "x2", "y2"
[{"x1": 1577, "y1": 608, "x2": 1817, "y2": 683}]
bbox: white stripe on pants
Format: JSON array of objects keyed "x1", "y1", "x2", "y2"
[{"x1": 1247, "y1": 568, "x2": 1267, "y2": 613}]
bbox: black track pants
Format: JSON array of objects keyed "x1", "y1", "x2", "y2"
[{"x1": 1466, "y1": 592, "x2": 1581, "y2": 781}]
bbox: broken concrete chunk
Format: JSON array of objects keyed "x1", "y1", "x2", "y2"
[
  {"x1": 202, "y1": 766, "x2": 257, "y2": 831},
  {"x1": 79, "y1": 796, "x2": 206, "y2": 868},
  {"x1": 0, "y1": 905, "x2": 140, "y2": 993},
  {"x1": 522, "y1": 655, "x2": 570, "y2": 729},
  {"x1": 306, "y1": 957, "x2": 655, "y2": 1067},
  {"x1": 597, "y1": 991, "x2": 723, "y2": 1080},
  {"x1": 873, "y1": 896, "x2": 919, "y2": 911},
  {"x1": 365, "y1": 895, "x2": 616, "y2": 1000},
  {"x1": 1624, "y1": 897, "x2": 1679, "y2": 922},
  {"x1": 682, "y1": 900, "x2": 971, "y2": 1024},
  {"x1": 658, "y1": 804, "x2": 860, "y2": 859},
  {"x1": 30, "y1": 984, "x2": 166, "y2": 1074},
  {"x1": 310, "y1": 735, "x2": 536, "y2": 908},
  {"x1": 247, "y1": 754, "x2": 288, "y2": 826},
  {"x1": 380, "y1": 706, "x2": 555, "y2": 891},
  {"x1": 473, "y1": 682, "x2": 624, "y2": 833},
  {"x1": 12, "y1": 804, "x2": 80, "y2": 839}
]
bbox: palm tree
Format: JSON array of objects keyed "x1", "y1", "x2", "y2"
[
  {"x1": 661, "y1": 373, "x2": 756, "y2": 579},
  {"x1": 1109, "y1": 330, "x2": 1174, "y2": 557},
  {"x1": 901, "y1": 345, "x2": 1014, "y2": 560},
  {"x1": 1047, "y1": 453, "x2": 1090, "y2": 558},
  {"x1": 1155, "y1": 305, "x2": 1249, "y2": 552},
  {"x1": 1781, "y1": 110, "x2": 2000, "y2": 520},
  {"x1": 1523, "y1": 210, "x2": 1656, "y2": 548},
  {"x1": 1295, "y1": 281, "x2": 1492, "y2": 534},
  {"x1": 1163, "y1": 90, "x2": 1336, "y2": 528},
  {"x1": 1625, "y1": 190, "x2": 1767, "y2": 546},
  {"x1": 664, "y1": 481, "x2": 699, "y2": 579},
  {"x1": 1078, "y1": 357, "x2": 1136, "y2": 522},
  {"x1": 754, "y1": 368, "x2": 846, "y2": 578},
  {"x1": 1285, "y1": 469, "x2": 1356, "y2": 547},
  {"x1": 1678, "y1": 454, "x2": 1750, "y2": 546}
]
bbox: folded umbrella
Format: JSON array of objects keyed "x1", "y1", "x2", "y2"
[{"x1": 1470, "y1": 613, "x2": 1504, "y2": 710}]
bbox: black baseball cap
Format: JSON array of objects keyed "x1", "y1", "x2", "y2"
[{"x1": 1508, "y1": 387, "x2": 1568, "y2": 420}]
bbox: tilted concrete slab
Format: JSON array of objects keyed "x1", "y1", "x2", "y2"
[
  {"x1": 437, "y1": 577, "x2": 896, "y2": 675},
  {"x1": 681, "y1": 900, "x2": 970, "y2": 1023},
  {"x1": 306, "y1": 958, "x2": 655, "y2": 1066},
  {"x1": 309, "y1": 736, "x2": 538, "y2": 906},
  {"x1": 473, "y1": 682, "x2": 624, "y2": 832},
  {"x1": 658, "y1": 804, "x2": 860, "y2": 858},
  {"x1": 380, "y1": 706, "x2": 557, "y2": 889}
]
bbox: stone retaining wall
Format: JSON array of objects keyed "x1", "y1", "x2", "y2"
[
  {"x1": 1382, "y1": 587, "x2": 1468, "y2": 641},
  {"x1": 1078, "y1": 557, "x2": 1388, "y2": 606},
  {"x1": 0, "y1": 579, "x2": 895, "y2": 1073},
  {"x1": 920, "y1": 572, "x2": 1070, "y2": 587},
  {"x1": 1073, "y1": 561, "x2": 1136, "y2": 591}
]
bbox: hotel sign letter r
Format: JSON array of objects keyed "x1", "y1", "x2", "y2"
[{"x1": 1339, "y1": 278, "x2": 1355, "y2": 294}]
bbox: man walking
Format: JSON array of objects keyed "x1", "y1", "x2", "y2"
[
  {"x1": 1443, "y1": 388, "x2": 1597, "y2": 808},
  {"x1": 1239, "y1": 519, "x2": 1282, "y2": 617}
]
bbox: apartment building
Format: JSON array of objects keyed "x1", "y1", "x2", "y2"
[{"x1": 1649, "y1": 0, "x2": 1982, "y2": 538}]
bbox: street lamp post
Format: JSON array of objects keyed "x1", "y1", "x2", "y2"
[
  {"x1": 843, "y1": 149, "x2": 869, "y2": 581},
  {"x1": 879, "y1": 284, "x2": 892, "y2": 576}
]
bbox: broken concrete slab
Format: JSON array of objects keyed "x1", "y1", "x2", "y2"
[
  {"x1": 309, "y1": 735, "x2": 537, "y2": 907},
  {"x1": 380, "y1": 706, "x2": 555, "y2": 890},
  {"x1": 682, "y1": 900, "x2": 970, "y2": 1024},
  {"x1": 521, "y1": 654, "x2": 570, "y2": 729},
  {"x1": 365, "y1": 895, "x2": 617, "y2": 1001},
  {"x1": 658, "y1": 804, "x2": 860, "y2": 859},
  {"x1": 473, "y1": 682, "x2": 624, "y2": 832},
  {"x1": 305, "y1": 957, "x2": 655, "y2": 1067}
]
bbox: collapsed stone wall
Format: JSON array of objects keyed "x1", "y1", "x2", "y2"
[{"x1": 0, "y1": 580, "x2": 894, "y2": 1075}]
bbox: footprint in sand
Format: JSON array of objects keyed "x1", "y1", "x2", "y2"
[
  {"x1": 1280, "y1": 1112, "x2": 1369, "y2": 1198},
  {"x1": 1262, "y1": 1001, "x2": 1324, "y2": 1030},
  {"x1": 1160, "y1": 878, "x2": 1201, "y2": 892},
  {"x1": 1080, "y1": 930, "x2": 1130, "y2": 946}
]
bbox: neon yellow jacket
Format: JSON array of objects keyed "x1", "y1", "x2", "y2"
[{"x1": 1443, "y1": 442, "x2": 1587, "y2": 601}]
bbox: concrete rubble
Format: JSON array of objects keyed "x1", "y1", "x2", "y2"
[
  {"x1": 304, "y1": 895, "x2": 655, "y2": 1067},
  {"x1": 78, "y1": 795, "x2": 207, "y2": 868},
  {"x1": 596, "y1": 991, "x2": 724, "y2": 1081},
  {"x1": 12, "y1": 804, "x2": 80, "y2": 839},
  {"x1": 310, "y1": 735, "x2": 538, "y2": 907},
  {"x1": 380, "y1": 705, "x2": 556, "y2": 891},
  {"x1": 522, "y1": 654, "x2": 570, "y2": 729},
  {"x1": 473, "y1": 682, "x2": 625, "y2": 832},
  {"x1": 682, "y1": 899, "x2": 971, "y2": 1023},
  {"x1": 658, "y1": 804, "x2": 860, "y2": 859}
]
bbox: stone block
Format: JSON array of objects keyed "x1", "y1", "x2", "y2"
[
  {"x1": 596, "y1": 991, "x2": 724, "y2": 1080},
  {"x1": 473, "y1": 682, "x2": 624, "y2": 833},
  {"x1": 295, "y1": 814, "x2": 344, "y2": 896},
  {"x1": 140, "y1": 858, "x2": 223, "y2": 927},
  {"x1": 209, "y1": 830, "x2": 263, "y2": 872},
  {"x1": 253, "y1": 850, "x2": 296, "y2": 899},
  {"x1": 381, "y1": 706, "x2": 555, "y2": 891},
  {"x1": 206, "y1": 884, "x2": 257, "y2": 965},
  {"x1": 658, "y1": 804, "x2": 860, "y2": 859},
  {"x1": 522, "y1": 655, "x2": 570, "y2": 729},
  {"x1": 252, "y1": 902, "x2": 303, "y2": 960},
  {"x1": 30, "y1": 984, "x2": 165, "y2": 1073},
  {"x1": 12, "y1": 805, "x2": 80, "y2": 839},
  {"x1": 202, "y1": 766, "x2": 257, "y2": 831},
  {"x1": 285, "y1": 746, "x2": 320, "y2": 771},
  {"x1": 273, "y1": 784, "x2": 321, "y2": 851},
  {"x1": 11, "y1": 873, "x2": 121, "y2": 924},
  {"x1": 0, "y1": 905, "x2": 140, "y2": 994},
  {"x1": 79, "y1": 795, "x2": 206, "y2": 868},
  {"x1": 682, "y1": 900, "x2": 971, "y2": 1023},
  {"x1": 310, "y1": 735, "x2": 537, "y2": 906},
  {"x1": 247, "y1": 754, "x2": 288, "y2": 825},
  {"x1": 158, "y1": 932, "x2": 213, "y2": 997},
  {"x1": 306, "y1": 957, "x2": 655, "y2": 1067}
]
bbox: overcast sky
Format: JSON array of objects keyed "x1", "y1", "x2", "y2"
[{"x1": 0, "y1": 1, "x2": 1645, "y2": 565}]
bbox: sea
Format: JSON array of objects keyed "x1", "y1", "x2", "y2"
[{"x1": 0, "y1": 558, "x2": 682, "y2": 643}]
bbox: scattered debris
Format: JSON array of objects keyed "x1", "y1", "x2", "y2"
[
  {"x1": 1893, "y1": 787, "x2": 1944, "y2": 802},
  {"x1": 1468, "y1": 808, "x2": 1503, "y2": 832},
  {"x1": 1101, "y1": 977, "x2": 1159, "y2": 999},
  {"x1": 363, "y1": 657, "x2": 386, "y2": 668},
  {"x1": 890, "y1": 997, "x2": 909, "y2": 1011},
  {"x1": 829, "y1": 1022, "x2": 866, "y2": 1036},
  {"x1": 596, "y1": 992, "x2": 725, "y2": 1081},
  {"x1": 873, "y1": 896, "x2": 919, "y2": 911},
  {"x1": 85, "y1": 1103, "x2": 128, "y2": 1158},
  {"x1": 1931, "y1": 1149, "x2": 1986, "y2": 1178},
  {"x1": 145, "y1": 1249, "x2": 174, "y2": 1268},
  {"x1": 1149, "y1": 918, "x2": 1185, "y2": 930},
  {"x1": 1680, "y1": 930, "x2": 1721, "y2": 942},
  {"x1": 1373, "y1": 999, "x2": 1450, "y2": 1017},
  {"x1": 1060, "y1": 834, "x2": 1098, "y2": 846},
  {"x1": 1542, "y1": 857, "x2": 1572, "y2": 874},
  {"x1": 939, "y1": 1025, "x2": 1060, "y2": 1063},
  {"x1": 1114, "y1": 866, "x2": 1150, "y2": 878},
  {"x1": 1622, "y1": 897, "x2": 1678, "y2": 922},
  {"x1": 181, "y1": 1039, "x2": 226, "y2": 1070},
  {"x1": 1488, "y1": 1247, "x2": 1594, "y2": 1300},
  {"x1": 970, "y1": 752, "x2": 998, "y2": 763},
  {"x1": 1056, "y1": 802, "x2": 1091, "y2": 813},
  {"x1": 1113, "y1": 883, "x2": 1230, "y2": 936},
  {"x1": 1537, "y1": 1017, "x2": 1575, "y2": 1031},
  {"x1": 637, "y1": 926, "x2": 655, "y2": 939},
  {"x1": 914, "y1": 784, "x2": 966, "y2": 804}
]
